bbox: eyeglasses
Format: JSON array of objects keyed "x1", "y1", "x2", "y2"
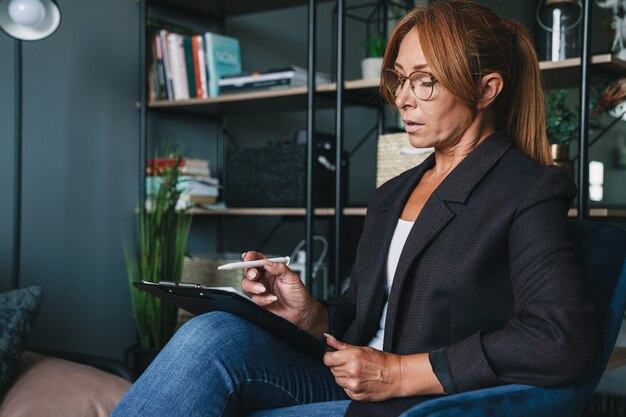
[{"x1": 383, "y1": 69, "x2": 438, "y2": 101}]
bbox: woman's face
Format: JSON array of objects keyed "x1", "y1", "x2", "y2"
[{"x1": 394, "y1": 29, "x2": 473, "y2": 150}]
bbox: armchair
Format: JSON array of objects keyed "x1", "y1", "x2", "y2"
[{"x1": 245, "y1": 220, "x2": 626, "y2": 417}]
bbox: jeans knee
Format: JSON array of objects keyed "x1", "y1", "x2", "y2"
[{"x1": 172, "y1": 311, "x2": 254, "y2": 355}]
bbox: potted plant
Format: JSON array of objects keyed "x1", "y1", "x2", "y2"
[
  {"x1": 546, "y1": 89, "x2": 577, "y2": 176},
  {"x1": 361, "y1": 33, "x2": 386, "y2": 80},
  {"x1": 124, "y1": 154, "x2": 192, "y2": 377}
]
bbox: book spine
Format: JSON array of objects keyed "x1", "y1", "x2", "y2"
[
  {"x1": 195, "y1": 35, "x2": 209, "y2": 99},
  {"x1": 168, "y1": 33, "x2": 189, "y2": 100},
  {"x1": 153, "y1": 34, "x2": 168, "y2": 100},
  {"x1": 147, "y1": 33, "x2": 159, "y2": 102},
  {"x1": 204, "y1": 33, "x2": 218, "y2": 97},
  {"x1": 191, "y1": 36, "x2": 204, "y2": 98},
  {"x1": 159, "y1": 29, "x2": 174, "y2": 101},
  {"x1": 182, "y1": 36, "x2": 198, "y2": 99}
]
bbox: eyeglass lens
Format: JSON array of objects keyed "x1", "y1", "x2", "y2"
[{"x1": 384, "y1": 70, "x2": 435, "y2": 100}]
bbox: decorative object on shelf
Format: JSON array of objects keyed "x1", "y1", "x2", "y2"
[
  {"x1": 598, "y1": 75, "x2": 626, "y2": 167},
  {"x1": 546, "y1": 89, "x2": 577, "y2": 176},
  {"x1": 376, "y1": 132, "x2": 434, "y2": 187},
  {"x1": 0, "y1": 0, "x2": 61, "y2": 290},
  {"x1": 536, "y1": 0, "x2": 583, "y2": 61},
  {"x1": 361, "y1": 33, "x2": 385, "y2": 80},
  {"x1": 596, "y1": 0, "x2": 626, "y2": 60},
  {"x1": 224, "y1": 132, "x2": 346, "y2": 208},
  {"x1": 124, "y1": 154, "x2": 192, "y2": 355}
]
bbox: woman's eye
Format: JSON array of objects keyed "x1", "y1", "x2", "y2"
[{"x1": 417, "y1": 78, "x2": 434, "y2": 87}]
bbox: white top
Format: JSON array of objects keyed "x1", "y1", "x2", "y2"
[{"x1": 367, "y1": 219, "x2": 415, "y2": 350}]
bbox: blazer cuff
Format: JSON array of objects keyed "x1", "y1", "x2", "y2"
[{"x1": 429, "y1": 348, "x2": 458, "y2": 394}]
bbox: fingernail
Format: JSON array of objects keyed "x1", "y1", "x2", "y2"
[
  {"x1": 254, "y1": 284, "x2": 266, "y2": 292},
  {"x1": 241, "y1": 252, "x2": 247, "y2": 259},
  {"x1": 247, "y1": 270, "x2": 257, "y2": 279},
  {"x1": 267, "y1": 295, "x2": 278, "y2": 302}
]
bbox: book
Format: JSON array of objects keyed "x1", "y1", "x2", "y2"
[
  {"x1": 219, "y1": 66, "x2": 331, "y2": 94},
  {"x1": 146, "y1": 158, "x2": 210, "y2": 176},
  {"x1": 167, "y1": 33, "x2": 189, "y2": 100},
  {"x1": 182, "y1": 36, "x2": 198, "y2": 99},
  {"x1": 204, "y1": 32, "x2": 242, "y2": 97},
  {"x1": 192, "y1": 35, "x2": 208, "y2": 99},
  {"x1": 158, "y1": 29, "x2": 174, "y2": 100},
  {"x1": 134, "y1": 281, "x2": 326, "y2": 359}
]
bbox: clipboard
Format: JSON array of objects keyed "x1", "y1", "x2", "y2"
[{"x1": 133, "y1": 281, "x2": 326, "y2": 360}]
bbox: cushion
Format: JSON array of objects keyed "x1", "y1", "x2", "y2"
[
  {"x1": 0, "y1": 286, "x2": 43, "y2": 395},
  {"x1": 0, "y1": 351, "x2": 131, "y2": 417}
]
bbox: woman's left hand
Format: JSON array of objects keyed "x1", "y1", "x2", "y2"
[{"x1": 323, "y1": 333, "x2": 403, "y2": 402}]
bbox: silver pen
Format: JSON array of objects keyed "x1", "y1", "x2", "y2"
[{"x1": 217, "y1": 256, "x2": 291, "y2": 271}]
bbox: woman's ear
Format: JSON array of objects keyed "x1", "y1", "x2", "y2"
[{"x1": 477, "y1": 73, "x2": 504, "y2": 110}]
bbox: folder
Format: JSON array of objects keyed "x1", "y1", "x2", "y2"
[{"x1": 134, "y1": 281, "x2": 326, "y2": 359}]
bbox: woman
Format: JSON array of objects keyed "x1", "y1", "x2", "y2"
[{"x1": 112, "y1": 2, "x2": 596, "y2": 416}]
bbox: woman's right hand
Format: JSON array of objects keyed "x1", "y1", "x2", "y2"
[{"x1": 240, "y1": 251, "x2": 328, "y2": 337}]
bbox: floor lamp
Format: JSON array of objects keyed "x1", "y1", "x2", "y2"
[{"x1": 0, "y1": 0, "x2": 61, "y2": 289}]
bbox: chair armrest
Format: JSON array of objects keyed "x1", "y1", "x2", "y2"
[
  {"x1": 26, "y1": 347, "x2": 134, "y2": 381},
  {"x1": 399, "y1": 384, "x2": 580, "y2": 417}
]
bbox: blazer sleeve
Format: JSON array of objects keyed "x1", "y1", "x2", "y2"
[{"x1": 442, "y1": 167, "x2": 598, "y2": 392}]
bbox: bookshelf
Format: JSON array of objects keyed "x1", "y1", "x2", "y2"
[
  {"x1": 142, "y1": 0, "x2": 380, "y2": 296},
  {"x1": 142, "y1": 2, "x2": 626, "y2": 299},
  {"x1": 146, "y1": 50, "x2": 626, "y2": 220}
]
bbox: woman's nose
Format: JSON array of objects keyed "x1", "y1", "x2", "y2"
[{"x1": 395, "y1": 81, "x2": 415, "y2": 109}]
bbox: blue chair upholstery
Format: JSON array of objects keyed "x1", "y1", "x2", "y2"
[
  {"x1": 399, "y1": 220, "x2": 626, "y2": 417},
  {"x1": 245, "y1": 220, "x2": 626, "y2": 417}
]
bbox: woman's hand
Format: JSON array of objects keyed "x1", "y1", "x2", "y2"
[
  {"x1": 323, "y1": 334, "x2": 445, "y2": 401},
  {"x1": 323, "y1": 333, "x2": 403, "y2": 402},
  {"x1": 240, "y1": 251, "x2": 328, "y2": 338}
]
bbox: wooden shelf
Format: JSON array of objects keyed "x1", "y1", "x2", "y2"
[
  {"x1": 188, "y1": 206, "x2": 626, "y2": 218},
  {"x1": 568, "y1": 208, "x2": 626, "y2": 218},
  {"x1": 188, "y1": 207, "x2": 367, "y2": 216},
  {"x1": 148, "y1": 79, "x2": 381, "y2": 115},
  {"x1": 540, "y1": 54, "x2": 626, "y2": 89}
]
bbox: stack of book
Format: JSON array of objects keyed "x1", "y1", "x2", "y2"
[
  {"x1": 148, "y1": 25, "x2": 242, "y2": 101},
  {"x1": 145, "y1": 157, "x2": 220, "y2": 209},
  {"x1": 218, "y1": 66, "x2": 332, "y2": 94}
]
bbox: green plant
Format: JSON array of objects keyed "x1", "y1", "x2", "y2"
[
  {"x1": 364, "y1": 33, "x2": 386, "y2": 58},
  {"x1": 546, "y1": 89, "x2": 578, "y2": 145},
  {"x1": 125, "y1": 154, "x2": 192, "y2": 350}
]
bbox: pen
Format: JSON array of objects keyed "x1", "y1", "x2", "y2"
[{"x1": 217, "y1": 256, "x2": 291, "y2": 271}]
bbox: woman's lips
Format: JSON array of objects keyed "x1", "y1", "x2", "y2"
[{"x1": 403, "y1": 120, "x2": 423, "y2": 133}]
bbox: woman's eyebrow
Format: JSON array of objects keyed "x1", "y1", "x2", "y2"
[{"x1": 394, "y1": 62, "x2": 430, "y2": 71}]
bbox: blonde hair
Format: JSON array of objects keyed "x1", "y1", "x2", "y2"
[{"x1": 381, "y1": 1, "x2": 552, "y2": 165}]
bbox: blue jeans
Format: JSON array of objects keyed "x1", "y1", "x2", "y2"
[{"x1": 111, "y1": 312, "x2": 349, "y2": 417}]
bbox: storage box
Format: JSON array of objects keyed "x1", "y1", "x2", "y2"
[
  {"x1": 376, "y1": 133, "x2": 433, "y2": 187},
  {"x1": 224, "y1": 137, "x2": 345, "y2": 207}
]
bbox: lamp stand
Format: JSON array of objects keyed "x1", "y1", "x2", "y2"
[{"x1": 12, "y1": 38, "x2": 22, "y2": 290}]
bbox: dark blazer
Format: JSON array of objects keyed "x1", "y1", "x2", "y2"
[{"x1": 327, "y1": 132, "x2": 597, "y2": 417}]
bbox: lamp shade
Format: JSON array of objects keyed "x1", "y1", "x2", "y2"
[{"x1": 0, "y1": 0, "x2": 60, "y2": 41}]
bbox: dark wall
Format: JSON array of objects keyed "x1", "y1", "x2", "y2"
[
  {"x1": 0, "y1": 0, "x2": 139, "y2": 360},
  {"x1": 0, "y1": 0, "x2": 624, "y2": 362}
]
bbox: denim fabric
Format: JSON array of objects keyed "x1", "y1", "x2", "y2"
[{"x1": 111, "y1": 312, "x2": 347, "y2": 417}]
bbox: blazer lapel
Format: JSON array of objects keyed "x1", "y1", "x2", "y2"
[
  {"x1": 382, "y1": 132, "x2": 512, "y2": 351},
  {"x1": 353, "y1": 155, "x2": 436, "y2": 344}
]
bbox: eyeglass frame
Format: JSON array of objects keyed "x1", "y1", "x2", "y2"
[{"x1": 383, "y1": 68, "x2": 439, "y2": 101}]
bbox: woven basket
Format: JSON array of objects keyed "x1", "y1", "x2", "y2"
[
  {"x1": 176, "y1": 255, "x2": 244, "y2": 328},
  {"x1": 376, "y1": 133, "x2": 433, "y2": 187}
]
